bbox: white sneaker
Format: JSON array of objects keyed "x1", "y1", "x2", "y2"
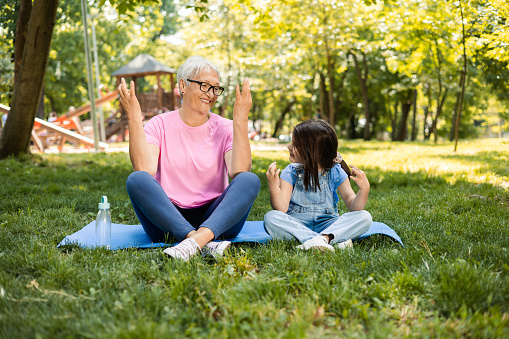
[
  {"x1": 297, "y1": 236, "x2": 335, "y2": 252},
  {"x1": 335, "y1": 239, "x2": 353, "y2": 250},
  {"x1": 163, "y1": 238, "x2": 201, "y2": 261},
  {"x1": 202, "y1": 240, "x2": 231, "y2": 259}
]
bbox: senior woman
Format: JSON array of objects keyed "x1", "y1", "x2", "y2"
[{"x1": 118, "y1": 56, "x2": 260, "y2": 261}]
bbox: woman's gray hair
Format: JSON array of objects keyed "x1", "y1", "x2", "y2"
[{"x1": 176, "y1": 56, "x2": 220, "y2": 96}]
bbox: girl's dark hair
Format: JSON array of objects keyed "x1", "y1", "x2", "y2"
[{"x1": 292, "y1": 119, "x2": 351, "y2": 191}]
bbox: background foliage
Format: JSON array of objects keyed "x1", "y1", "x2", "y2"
[{"x1": 0, "y1": 0, "x2": 507, "y2": 139}]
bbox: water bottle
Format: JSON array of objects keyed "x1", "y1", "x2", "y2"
[{"x1": 96, "y1": 196, "x2": 111, "y2": 249}]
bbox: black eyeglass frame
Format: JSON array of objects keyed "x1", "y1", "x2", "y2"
[{"x1": 187, "y1": 79, "x2": 225, "y2": 96}]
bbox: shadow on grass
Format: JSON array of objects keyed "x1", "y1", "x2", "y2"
[{"x1": 354, "y1": 233, "x2": 403, "y2": 250}]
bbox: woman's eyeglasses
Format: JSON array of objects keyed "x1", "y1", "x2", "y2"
[{"x1": 187, "y1": 79, "x2": 224, "y2": 96}]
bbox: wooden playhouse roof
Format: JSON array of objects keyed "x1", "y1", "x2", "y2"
[{"x1": 111, "y1": 54, "x2": 176, "y2": 78}]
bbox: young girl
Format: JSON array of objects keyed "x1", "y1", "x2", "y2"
[{"x1": 264, "y1": 119, "x2": 372, "y2": 251}]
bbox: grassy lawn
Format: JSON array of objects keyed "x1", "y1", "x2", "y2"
[{"x1": 1, "y1": 139, "x2": 508, "y2": 338}]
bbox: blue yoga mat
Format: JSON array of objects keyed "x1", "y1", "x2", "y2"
[{"x1": 58, "y1": 221, "x2": 403, "y2": 250}]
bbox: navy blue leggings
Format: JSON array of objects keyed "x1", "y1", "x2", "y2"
[{"x1": 126, "y1": 171, "x2": 260, "y2": 243}]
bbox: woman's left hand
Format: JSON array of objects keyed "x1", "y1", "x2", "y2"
[
  {"x1": 233, "y1": 78, "x2": 252, "y2": 122},
  {"x1": 349, "y1": 166, "x2": 370, "y2": 191}
]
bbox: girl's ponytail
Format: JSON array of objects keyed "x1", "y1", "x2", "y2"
[{"x1": 334, "y1": 153, "x2": 352, "y2": 179}]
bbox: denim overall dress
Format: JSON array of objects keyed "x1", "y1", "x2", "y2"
[
  {"x1": 264, "y1": 165, "x2": 372, "y2": 244},
  {"x1": 287, "y1": 166, "x2": 340, "y2": 233}
]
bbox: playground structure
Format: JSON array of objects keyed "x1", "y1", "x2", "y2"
[
  {"x1": 0, "y1": 92, "x2": 115, "y2": 152},
  {"x1": 0, "y1": 103, "x2": 8, "y2": 114},
  {"x1": 0, "y1": 54, "x2": 178, "y2": 153},
  {"x1": 32, "y1": 117, "x2": 108, "y2": 151},
  {"x1": 31, "y1": 89, "x2": 119, "y2": 152},
  {"x1": 111, "y1": 53, "x2": 179, "y2": 125},
  {"x1": 84, "y1": 54, "x2": 179, "y2": 146}
]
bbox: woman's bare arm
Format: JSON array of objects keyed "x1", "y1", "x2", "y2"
[{"x1": 118, "y1": 78, "x2": 159, "y2": 175}]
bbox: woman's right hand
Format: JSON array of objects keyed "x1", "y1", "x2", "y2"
[
  {"x1": 118, "y1": 78, "x2": 142, "y2": 120},
  {"x1": 266, "y1": 162, "x2": 281, "y2": 189},
  {"x1": 232, "y1": 78, "x2": 252, "y2": 123}
]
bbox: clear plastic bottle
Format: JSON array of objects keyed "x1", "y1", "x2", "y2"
[{"x1": 96, "y1": 196, "x2": 111, "y2": 249}]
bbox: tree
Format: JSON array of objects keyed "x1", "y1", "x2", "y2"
[
  {"x1": 0, "y1": 0, "x2": 58, "y2": 158},
  {"x1": 0, "y1": 0, "x2": 173, "y2": 159},
  {"x1": 349, "y1": 50, "x2": 371, "y2": 140},
  {"x1": 453, "y1": 0, "x2": 468, "y2": 151}
]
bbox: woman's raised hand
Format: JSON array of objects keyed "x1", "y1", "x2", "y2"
[
  {"x1": 118, "y1": 78, "x2": 142, "y2": 120},
  {"x1": 233, "y1": 78, "x2": 252, "y2": 122}
]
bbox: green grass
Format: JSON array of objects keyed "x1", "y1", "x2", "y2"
[{"x1": 1, "y1": 139, "x2": 508, "y2": 338}]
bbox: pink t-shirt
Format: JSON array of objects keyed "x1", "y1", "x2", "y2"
[{"x1": 144, "y1": 110, "x2": 233, "y2": 208}]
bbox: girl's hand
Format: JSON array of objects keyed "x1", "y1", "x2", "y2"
[
  {"x1": 349, "y1": 166, "x2": 370, "y2": 191},
  {"x1": 232, "y1": 78, "x2": 252, "y2": 122},
  {"x1": 118, "y1": 78, "x2": 142, "y2": 120},
  {"x1": 266, "y1": 162, "x2": 281, "y2": 189}
]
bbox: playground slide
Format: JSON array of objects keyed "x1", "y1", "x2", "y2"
[
  {"x1": 34, "y1": 89, "x2": 119, "y2": 132},
  {"x1": 34, "y1": 118, "x2": 108, "y2": 149},
  {"x1": 63, "y1": 89, "x2": 119, "y2": 120},
  {"x1": 2, "y1": 98, "x2": 113, "y2": 152},
  {"x1": 0, "y1": 104, "x2": 9, "y2": 114},
  {"x1": 1, "y1": 90, "x2": 118, "y2": 122}
]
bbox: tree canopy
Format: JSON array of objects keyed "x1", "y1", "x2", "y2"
[{"x1": 0, "y1": 0, "x2": 507, "y2": 158}]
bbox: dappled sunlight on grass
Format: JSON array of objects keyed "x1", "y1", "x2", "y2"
[{"x1": 254, "y1": 139, "x2": 509, "y2": 190}]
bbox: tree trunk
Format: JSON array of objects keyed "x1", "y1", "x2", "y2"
[
  {"x1": 334, "y1": 70, "x2": 348, "y2": 134},
  {"x1": 0, "y1": 0, "x2": 59, "y2": 159},
  {"x1": 218, "y1": 77, "x2": 230, "y2": 117},
  {"x1": 46, "y1": 92, "x2": 57, "y2": 114},
  {"x1": 432, "y1": 89, "x2": 448, "y2": 143},
  {"x1": 392, "y1": 100, "x2": 398, "y2": 141},
  {"x1": 272, "y1": 99, "x2": 295, "y2": 138},
  {"x1": 397, "y1": 90, "x2": 413, "y2": 141},
  {"x1": 347, "y1": 113, "x2": 357, "y2": 139},
  {"x1": 450, "y1": 42, "x2": 468, "y2": 142},
  {"x1": 411, "y1": 89, "x2": 418, "y2": 141},
  {"x1": 36, "y1": 88, "x2": 45, "y2": 119},
  {"x1": 350, "y1": 50, "x2": 371, "y2": 140},
  {"x1": 449, "y1": 93, "x2": 460, "y2": 141},
  {"x1": 454, "y1": 0, "x2": 468, "y2": 152},
  {"x1": 14, "y1": 0, "x2": 32, "y2": 84},
  {"x1": 325, "y1": 39, "x2": 336, "y2": 127},
  {"x1": 219, "y1": 4, "x2": 232, "y2": 118},
  {"x1": 335, "y1": 71, "x2": 347, "y2": 110},
  {"x1": 423, "y1": 106, "x2": 430, "y2": 140},
  {"x1": 319, "y1": 71, "x2": 328, "y2": 122},
  {"x1": 424, "y1": 84, "x2": 432, "y2": 140},
  {"x1": 430, "y1": 41, "x2": 447, "y2": 144},
  {"x1": 386, "y1": 93, "x2": 392, "y2": 139}
]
